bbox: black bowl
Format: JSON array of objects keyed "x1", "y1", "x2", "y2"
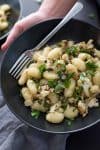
[
  {"x1": 97, "y1": 0, "x2": 100, "y2": 6},
  {"x1": 0, "y1": 19, "x2": 100, "y2": 133},
  {"x1": 0, "y1": 0, "x2": 22, "y2": 40}
]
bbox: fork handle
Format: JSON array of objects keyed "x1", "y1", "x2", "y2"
[{"x1": 35, "y1": 2, "x2": 83, "y2": 50}]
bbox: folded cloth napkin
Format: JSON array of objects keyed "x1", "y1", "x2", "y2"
[{"x1": 0, "y1": 95, "x2": 69, "y2": 150}]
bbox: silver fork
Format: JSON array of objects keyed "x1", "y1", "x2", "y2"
[{"x1": 9, "y1": 2, "x2": 83, "y2": 79}]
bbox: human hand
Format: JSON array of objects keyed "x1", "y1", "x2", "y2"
[
  {"x1": 1, "y1": 0, "x2": 77, "y2": 51},
  {"x1": 1, "y1": 12, "x2": 46, "y2": 50}
]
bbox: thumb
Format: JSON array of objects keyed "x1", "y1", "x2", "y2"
[{"x1": 1, "y1": 22, "x2": 24, "y2": 51}]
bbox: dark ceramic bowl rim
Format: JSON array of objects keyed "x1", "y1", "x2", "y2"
[
  {"x1": 0, "y1": 0, "x2": 23, "y2": 41},
  {"x1": 0, "y1": 18, "x2": 100, "y2": 134}
]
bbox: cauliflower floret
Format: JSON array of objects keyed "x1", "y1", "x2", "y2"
[
  {"x1": 82, "y1": 78, "x2": 92, "y2": 97},
  {"x1": 88, "y1": 98, "x2": 99, "y2": 108},
  {"x1": 78, "y1": 101, "x2": 88, "y2": 117}
]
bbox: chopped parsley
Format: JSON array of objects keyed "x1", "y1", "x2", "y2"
[
  {"x1": 43, "y1": 100, "x2": 50, "y2": 108},
  {"x1": 86, "y1": 70, "x2": 94, "y2": 76},
  {"x1": 48, "y1": 73, "x2": 74, "y2": 91},
  {"x1": 39, "y1": 64, "x2": 46, "y2": 74},
  {"x1": 66, "y1": 119, "x2": 73, "y2": 126},
  {"x1": 73, "y1": 86, "x2": 83, "y2": 100},
  {"x1": 55, "y1": 61, "x2": 66, "y2": 75},
  {"x1": 62, "y1": 102, "x2": 67, "y2": 110},
  {"x1": 64, "y1": 73, "x2": 75, "y2": 88},
  {"x1": 64, "y1": 79, "x2": 71, "y2": 88},
  {"x1": 86, "y1": 61, "x2": 98, "y2": 72},
  {"x1": 80, "y1": 70, "x2": 95, "y2": 80},
  {"x1": 58, "y1": 63, "x2": 66, "y2": 71},
  {"x1": 57, "y1": 70, "x2": 63, "y2": 78},
  {"x1": 48, "y1": 80, "x2": 58, "y2": 88},
  {"x1": 54, "y1": 61, "x2": 66, "y2": 78},
  {"x1": 55, "y1": 82, "x2": 65, "y2": 93},
  {"x1": 55, "y1": 72, "x2": 74, "y2": 92},
  {"x1": 66, "y1": 72, "x2": 75, "y2": 80},
  {"x1": 31, "y1": 110, "x2": 40, "y2": 119},
  {"x1": 80, "y1": 48, "x2": 87, "y2": 53},
  {"x1": 88, "y1": 13, "x2": 96, "y2": 19},
  {"x1": 80, "y1": 48, "x2": 94, "y2": 56},
  {"x1": 66, "y1": 46, "x2": 78, "y2": 56}
]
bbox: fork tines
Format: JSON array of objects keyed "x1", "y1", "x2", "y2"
[{"x1": 9, "y1": 53, "x2": 31, "y2": 79}]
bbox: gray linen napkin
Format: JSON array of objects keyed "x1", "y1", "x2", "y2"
[{"x1": 0, "y1": 95, "x2": 69, "y2": 150}]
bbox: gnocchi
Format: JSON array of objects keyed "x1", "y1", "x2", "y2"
[
  {"x1": 27, "y1": 67, "x2": 41, "y2": 79},
  {"x1": 64, "y1": 79, "x2": 76, "y2": 98},
  {"x1": 64, "y1": 105, "x2": 79, "y2": 119},
  {"x1": 48, "y1": 47, "x2": 62, "y2": 60},
  {"x1": 46, "y1": 112, "x2": 64, "y2": 123},
  {"x1": 0, "y1": 4, "x2": 11, "y2": 32},
  {"x1": 72, "y1": 58, "x2": 86, "y2": 71},
  {"x1": 18, "y1": 39, "x2": 100, "y2": 124},
  {"x1": 43, "y1": 71, "x2": 58, "y2": 80},
  {"x1": 27, "y1": 79, "x2": 37, "y2": 96},
  {"x1": 21, "y1": 87, "x2": 33, "y2": 107}
]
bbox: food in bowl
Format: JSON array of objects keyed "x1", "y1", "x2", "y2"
[
  {"x1": 18, "y1": 39, "x2": 100, "y2": 124},
  {"x1": 0, "y1": 4, "x2": 11, "y2": 31}
]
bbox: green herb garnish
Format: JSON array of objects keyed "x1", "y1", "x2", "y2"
[
  {"x1": 88, "y1": 13, "x2": 95, "y2": 19},
  {"x1": 55, "y1": 61, "x2": 66, "y2": 76},
  {"x1": 55, "y1": 82, "x2": 65, "y2": 93},
  {"x1": 31, "y1": 110, "x2": 40, "y2": 119},
  {"x1": 66, "y1": 119, "x2": 73, "y2": 126},
  {"x1": 66, "y1": 72, "x2": 75, "y2": 80},
  {"x1": 80, "y1": 48, "x2": 94, "y2": 56},
  {"x1": 86, "y1": 70, "x2": 94, "y2": 76},
  {"x1": 66, "y1": 46, "x2": 78, "y2": 56},
  {"x1": 43, "y1": 100, "x2": 50, "y2": 108},
  {"x1": 62, "y1": 102, "x2": 67, "y2": 110},
  {"x1": 54, "y1": 73, "x2": 74, "y2": 91},
  {"x1": 80, "y1": 70, "x2": 95, "y2": 79},
  {"x1": 64, "y1": 73, "x2": 75, "y2": 88},
  {"x1": 86, "y1": 61, "x2": 98, "y2": 72},
  {"x1": 57, "y1": 63, "x2": 66, "y2": 71},
  {"x1": 57, "y1": 70, "x2": 63, "y2": 77},
  {"x1": 60, "y1": 64, "x2": 66, "y2": 72},
  {"x1": 64, "y1": 79, "x2": 71, "y2": 88},
  {"x1": 73, "y1": 86, "x2": 83, "y2": 100},
  {"x1": 80, "y1": 48, "x2": 87, "y2": 53},
  {"x1": 39, "y1": 64, "x2": 46, "y2": 74},
  {"x1": 48, "y1": 80, "x2": 58, "y2": 88}
]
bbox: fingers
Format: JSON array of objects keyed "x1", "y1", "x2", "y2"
[
  {"x1": 1, "y1": 22, "x2": 24, "y2": 51},
  {"x1": 1, "y1": 12, "x2": 45, "y2": 51}
]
